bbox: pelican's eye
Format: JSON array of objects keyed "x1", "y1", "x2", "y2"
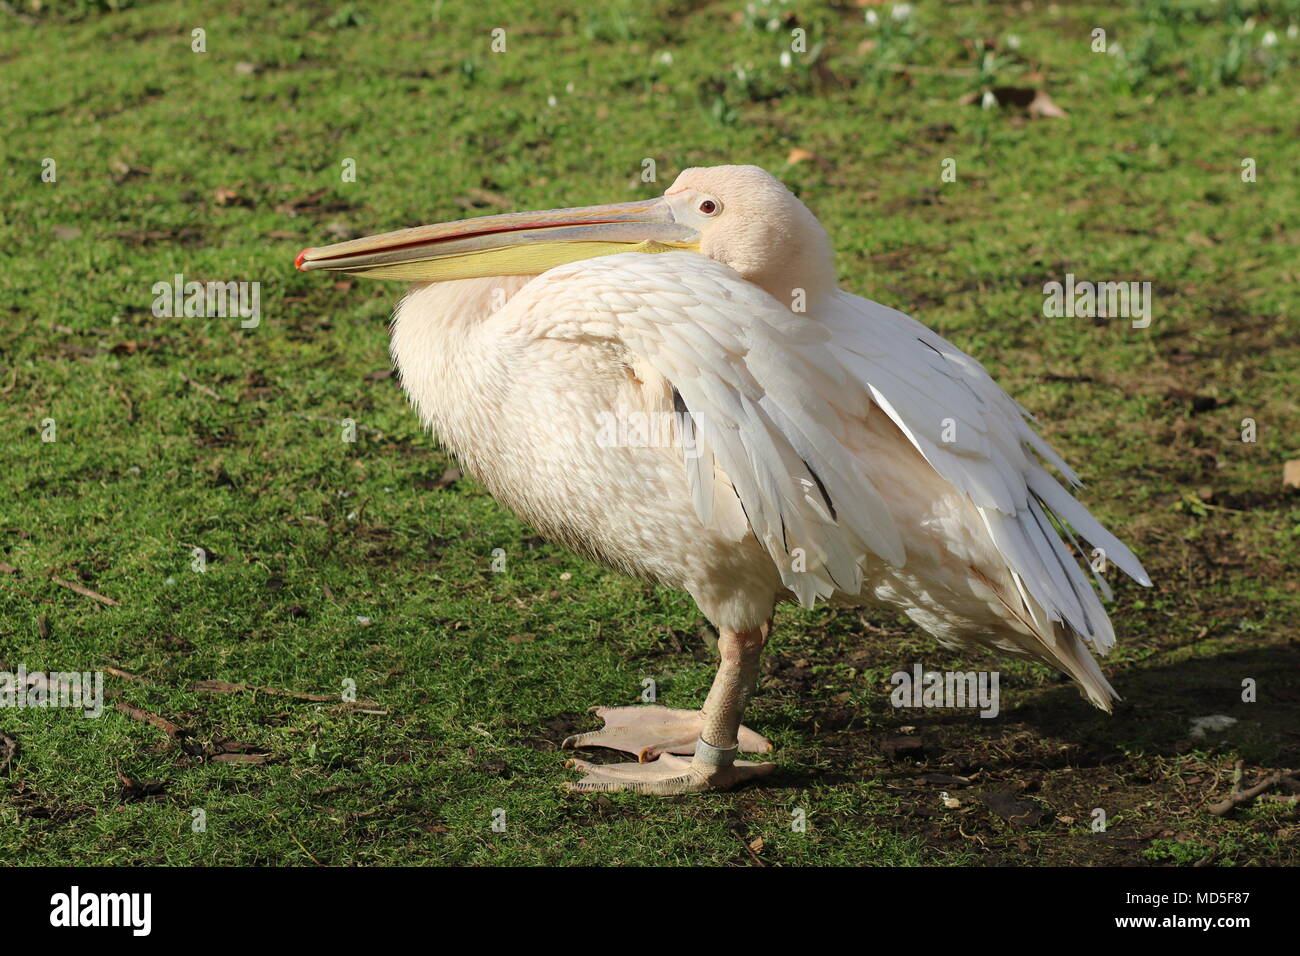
[{"x1": 697, "y1": 198, "x2": 720, "y2": 216}]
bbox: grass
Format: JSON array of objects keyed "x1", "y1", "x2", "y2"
[{"x1": 1, "y1": 0, "x2": 1298, "y2": 866}]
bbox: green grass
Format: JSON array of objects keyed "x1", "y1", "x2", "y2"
[{"x1": 1, "y1": 0, "x2": 1297, "y2": 865}]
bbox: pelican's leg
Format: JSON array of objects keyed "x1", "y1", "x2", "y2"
[{"x1": 564, "y1": 625, "x2": 776, "y2": 794}]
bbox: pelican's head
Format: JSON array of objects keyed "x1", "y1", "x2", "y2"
[
  {"x1": 662, "y1": 165, "x2": 837, "y2": 305},
  {"x1": 296, "y1": 164, "x2": 837, "y2": 308}
]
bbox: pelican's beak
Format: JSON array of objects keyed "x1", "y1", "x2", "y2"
[{"x1": 295, "y1": 197, "x2": 699, "y2": 281}]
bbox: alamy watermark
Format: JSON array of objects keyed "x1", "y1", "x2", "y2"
[
  {"x1": 1043, "y1": 273, "x2": 1151, "y2": 329},
  {"x1": 594, "y1": 404, "x2": 702, "y2": 459},
  {"x1": 50, "y1": 886, "x2": 151, "y2": 936},
  {"x1": 152, "y1": 273, "x2": 261, "y2": 328},
  {"x1": 890, "y1": 663, "x2": 1000, "y2": 718},
  {"x1": 0, "y1": 667, "x2": 104, "y2": 718}
]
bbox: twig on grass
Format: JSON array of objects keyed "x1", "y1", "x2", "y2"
[
  {"x1": 190, "y1": 678, "x2": 378, "y2": 708},
  {"x1": 0, "y1": 733, "x2": 18, "y2": 775},
  {"x1": 49, "y1": 575, "x2": 120, "y2": 606},
  {"x1": 112, "y1": 698, "x2": 187, "y2": 740},
  {"x1": 0, "y1": 1, "x2": 38, "y2": 24},
  {"x1": 179, "y1": 372, "x2": 226, "y2": 402},
  {"x1": 0, "y1": 581, "x2": 56, "y2": 604},
  {"x1": 103, "y1": 666, "x2": 149, "y2": 684},
  {"x1": 1208, "y1": 770, "x2": 1298, "y2": 816}
]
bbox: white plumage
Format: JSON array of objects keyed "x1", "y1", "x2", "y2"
[{"x1": 303, "y1": 164, "x2": 1152, "y2": 793}]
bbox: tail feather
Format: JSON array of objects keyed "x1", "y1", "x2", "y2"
[
  {"x1": 1048, "y1": 624, "x2": 1120, "y2": 712},
  {"x1": 976, "y1": 563, "x2": 1120, "y2": 712}
]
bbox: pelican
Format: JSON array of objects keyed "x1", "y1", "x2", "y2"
[{"x1": 296, "y1": 165, "x2": 1151, "y2": 794}]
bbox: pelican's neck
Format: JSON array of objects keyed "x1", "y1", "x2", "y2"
[
  {"x1": 388, "y1": 275, "x2": 536, "y2": 458},
  {"x1": 748, "y1": 272, "x2": 838, "y2": 316},
  {"x1": 730, "y1": 248, "x2": 838, "y2": 316}
]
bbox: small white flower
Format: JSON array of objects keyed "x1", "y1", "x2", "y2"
[
  {"x1": 547, "y1": 94, "x2": 558, "y2": 108},
  {"x1": 980, "y1": 90, "x2": 997, "y2": 110},
  {"x1": 779, "y1": 50, "x2": 792, "y2": 68},
  {"x1": 1005, "y1": 34, "x2": 1021, "y2": 49},
  {"x1": 1261, "y1": 30, "x2": 1278, "y2": 47},
  {"x1": 891, "y1": 3, "x2": 913, "y2": 21},
  {"x1": 865, "y1": 10, "x2": 878, "y2": 26},
  {"x1": 658, "y1": 50, "x2": 674, "y2": 65}
]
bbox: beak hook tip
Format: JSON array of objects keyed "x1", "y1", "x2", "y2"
[{"x1": 295, "y1": 248, "x2": 311, "y2": 271}]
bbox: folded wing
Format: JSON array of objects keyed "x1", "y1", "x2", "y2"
[
  {"x1": 824, "y1": 291, "x2": 1151, "y2": 653},
  {"x1": 538, "y1": 251, "x2": 1150, "y2": 658},
  {"x1": 540, "y1": 252, "x2": 905, "y2": 606}
]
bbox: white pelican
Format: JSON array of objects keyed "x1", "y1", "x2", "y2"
[{"x1": 297, "y1": 165, "x2": 1151, "y2": 794}]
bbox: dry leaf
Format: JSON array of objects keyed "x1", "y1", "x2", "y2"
[
  {"x1": 118, "y1": 774, "x2": 167, "y2": 801},
  {"x1": 981, "y1": 789, "x2": 1049, "y2": 828},
  {"x1": 109, "y1": 161, "x2": 150, "y2": 182},
  {"x1": 275, "y1": 190, "x2": 328, "y2": 216},
  {"x1": 1028, "y1": 89, "x2": 1067, "y2": 118},
  {"x1": 210, "y1": 753, "x2": 272, "y2": 764},
  {"x1": 455, "y1": 187, "x2": 512, "y2": 210},
  {"x1": 882, "y1": 734, "x2": 924, "y2": 759},
  {"x1": 213, "y1": 187, "x2": 246, "y2": 206}
]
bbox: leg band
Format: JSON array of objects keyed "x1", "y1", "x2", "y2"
[{"x1": 693, "y1": 736, "x2": 737, "y2": 767}]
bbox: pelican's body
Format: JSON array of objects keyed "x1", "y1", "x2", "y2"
[
  {"x1": 392, "y1": 269, "x2": 785, "y2": 634},
  {"x1": 299, "y1": 165, "x2": 1150, "y2": 793}
]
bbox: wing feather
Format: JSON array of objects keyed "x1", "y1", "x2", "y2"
[
  {"x1": 826, "y1": 291, "x2": 1151, "y2": 651},
  {"x1": 541, "y1": 252, "x2": 903, "y2": 605},
  {"x1": 532, "y1": 251, "x2": 1149, "y2": 655}
]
